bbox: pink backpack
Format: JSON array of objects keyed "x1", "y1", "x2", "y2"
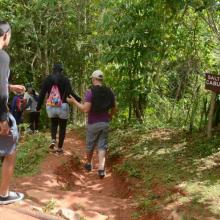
[{"x1": 46, "y1": 85, "x2": 62, "y2": 107}]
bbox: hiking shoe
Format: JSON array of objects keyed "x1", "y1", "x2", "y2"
[
  {"x1": 49, "y1": 140, "x2": 56, "y2": 150},
  {"x1": 0, "y1": 191, "x2": 24, "y2": 205},
  {"x1": 84, "y1": 163, "x2": 92, "y2": 172},
  {"x1": 98, "y1": 169, "x2": 106, "y2": 178}
]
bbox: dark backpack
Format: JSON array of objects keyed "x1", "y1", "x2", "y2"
[
  {"x1": 91, "y1": 85, "x2": 115, "y2": 113},
  {"x1": 15, "y1": 95, "x2": 24, "y2": 112}
]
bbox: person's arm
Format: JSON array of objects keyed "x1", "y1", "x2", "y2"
[
  {"x1": 66, "y1": 78, "x2": 81, "y2": 102},
  {"x1": 0, "y1": 95, "x2": 8, "y2": 122},
  {"x1": 0, "y1": 53, "x2": 10, "y2": 134},
  {"x1": 109, "y1": 105, "x2": 117, "y2": 119},
  {"x1": 9, "y1": 84, "x2": 25, "y2": 93},
  {"x1": 109, "y1": 91, "x2": 117, "y2": 119},
  {"x1": 67, "y1": 95, "x2": 91, "y2": 113}
]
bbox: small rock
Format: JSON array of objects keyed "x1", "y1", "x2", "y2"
[{"x1": 57, "y1": 208, "x2": 80, "y2": 220}]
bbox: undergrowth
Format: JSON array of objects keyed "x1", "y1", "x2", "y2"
[
  {"x1": 15, "y1": 133, "x2": 49, "y2": 177},
  {"x1": 108, "y1": 127, "x2": 220, "y2": 219}
]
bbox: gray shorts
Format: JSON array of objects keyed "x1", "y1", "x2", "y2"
[
  {"x1": 0, "y1": 113, "x2": 18, "y2": 156},
  {"x1": 86, "y1": 122, "x2": 109, "y2": 152},
  {"x1": 46, "y1": 103, "x2": 70, "y2": 119}
]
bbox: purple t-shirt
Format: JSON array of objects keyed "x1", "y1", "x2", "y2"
[{"x1": 84, "y1": 89, "x2": 114, "y2": 124}]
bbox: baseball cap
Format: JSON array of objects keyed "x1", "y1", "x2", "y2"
[
  {"x1": 0, "y1": 22, "x2": 11, "y2": 37},
  {"x1": 90, "y1": 70, "x2": 104, "y2": 80}
]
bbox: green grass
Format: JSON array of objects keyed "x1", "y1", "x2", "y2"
[
  {"x1": 15, "y1": 133, "x2": 49, "y2": 177},
  {"x1": 42, "y1": 198, "x2": 57, "y2": 213},
  {"x1": 108, "y1": 127, "x2": 220, "y2": 219}
]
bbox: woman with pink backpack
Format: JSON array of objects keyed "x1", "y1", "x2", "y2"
[{"x1": 37, "y1": 64, "x2": 81, "y2": 154}]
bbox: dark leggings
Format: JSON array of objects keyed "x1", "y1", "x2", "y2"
[
  {"x1": 29, "y1": 112, "x2": 40, "y2": 131},
  {"x1": 51, "y1": 118, "x2": 67, "y2": 149}
]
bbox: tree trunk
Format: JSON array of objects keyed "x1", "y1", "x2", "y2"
[
  {"x1": 199, "y1": 97, "x2": 208, "y2": 129},
  {"x1": 189, "y1": 85, "x2": 200, "y2": 132},
  {"x1": 128, "y1": 102, "x2": 132, "y2": 122},
  {"x1": 207, "y1": 92, "x2": 216, "y2": 138},
  {"x1": 133, "y1": 98, "x2": 143, "y2": 123},
  {"x1": 169, "y1": 75, "x2": 184, "y2": 121},
  {"x1": 128, "y1": 70, "x2": 133, "y2": 122}
]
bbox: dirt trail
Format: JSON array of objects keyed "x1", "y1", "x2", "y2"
[{"x1": 0, "y1": 131, "x2": 135, "y2": 220}]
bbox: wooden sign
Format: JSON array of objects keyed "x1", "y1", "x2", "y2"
[{"x1": 205, "y1": 73, "x2": 220, "y2": 93}]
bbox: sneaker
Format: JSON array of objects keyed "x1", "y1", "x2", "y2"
[
  {"x1": 98, "y1": 170, "x2": 106, "y2": 178},
  {"x1": 56, "y1": 148, "x2": 64, "y2": 155},
  {"x1": 84, "y1": 163, "x2": 92, "y2": 172},
  {"x1": 0, "y1": 191, "x2": 24, "y2": 205},
  {"x1": 49, "y1": 140, "x2": 56, "y2": 150}
]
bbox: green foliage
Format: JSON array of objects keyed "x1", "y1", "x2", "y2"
[
  {"x1": 137, "y1": 197, "x2": 162, "y2": 214},
  {"x1": 42, "y1": 198, "x2": 57, "y2": 213},
  {"x1": 15, "y1": 133, "x2": 49, "y2": 177},
  {"x1": 91, "y1": 0, "x2": 218, "y2": 129},
  {"x1": 1, "y1": 1, "x2": 220, "y2": 130},
  {"x1": 114, "y1": 160, "x2": 142, "y2": 178},
  {"x1": 0, "y1": 0, "x2": 97, "y2": 96},
  {"x1": 39, "y1": 107, "x2": 50, "y2": 130}
]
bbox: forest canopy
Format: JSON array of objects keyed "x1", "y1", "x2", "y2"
[{"x1": 1, "y1": 0, "x2": 220, "y2": 133}]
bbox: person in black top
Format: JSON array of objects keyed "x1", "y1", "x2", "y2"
[{"x1": 37, "y1": 64, "x2": 81, "y2": 154}]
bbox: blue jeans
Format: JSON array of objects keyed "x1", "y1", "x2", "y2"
[
  {"x1": 0, "y1": 113, "x2": 18, "y2": 156},
  {"x1": 46, "y1": 103, "x2": 70, "y2": 120},
  {"x1": 86, "y1": 122, "x2": 109, "y2": 152}
]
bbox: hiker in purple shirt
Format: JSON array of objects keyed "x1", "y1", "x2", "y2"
[{"x1": 67, "y1": 70, "x2": 116, "y2": 178}]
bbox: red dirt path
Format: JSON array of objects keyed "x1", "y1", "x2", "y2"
[{"x1": 0, "y1": 131, "x2": 136, "y2": 220}]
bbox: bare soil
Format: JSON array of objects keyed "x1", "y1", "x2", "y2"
[{"x1": 0, "y1": 131, "x2": 136, "y2": 220}]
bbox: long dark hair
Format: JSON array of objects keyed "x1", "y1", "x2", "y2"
[
  {"x1": 51, "y1": 63, "x2": 64, "y2": 84},
  {"x1": 31, "y1": 89, "x2": 38, "y2": 102},
  {"x1": 52, "y1": 64, "x2": 64, "y2": 75}
]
